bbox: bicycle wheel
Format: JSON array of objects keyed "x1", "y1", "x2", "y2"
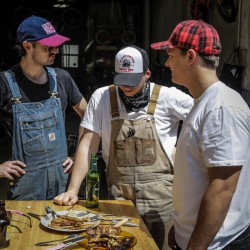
[{"x1": 216, "y1": 0, "x2": 236, "y2": 23}]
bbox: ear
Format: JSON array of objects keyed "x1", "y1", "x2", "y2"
[
  {"x1": 23, "y1": 41, "x2": 32, "y2": 51},
  {"x1": 187, "y1": 49, "x2": 196, "y2": 64},
  {"x1": 145, "y1": 69, "x2": 151, "y2": 78}
]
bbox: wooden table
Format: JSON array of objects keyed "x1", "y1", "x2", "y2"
[{"x1": 5, "y1": 200, "x2": 159, "y2": 250}]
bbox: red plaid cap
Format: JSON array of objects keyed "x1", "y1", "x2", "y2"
[{"x1": 151, "y1": 19, "x2": 222, "y2": 55}]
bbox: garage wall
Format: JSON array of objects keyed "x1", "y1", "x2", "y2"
[{"x1": 149, "y1": 0, "x2": 249, "y2": 104}]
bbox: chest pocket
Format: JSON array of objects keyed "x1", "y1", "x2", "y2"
[
  {"x1": 115, "y1": 136, "x2": 156, "y2": 166},
  {"x1": 20, "y1": 109, "x2": 59, "y2": 156}
]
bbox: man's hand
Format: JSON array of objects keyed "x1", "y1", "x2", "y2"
[
  {"x1": 53, "y1": 190, "x2": 79, "y2": 206},
  {"x1": 0, "y1": 160, "x2": 26, "y2": 180},
  {"x1": 63, "y1": 157, "x2": 74, "y2": 173}
]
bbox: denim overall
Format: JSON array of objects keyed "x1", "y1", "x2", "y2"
[
  {"x1": 107, "y1": 85, "x2": 174, "y2": 249},
  {"x1": 4, "y1": 67, "x2": 68, "y2": 200}
]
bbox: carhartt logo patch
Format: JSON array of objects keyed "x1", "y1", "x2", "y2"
[
  {"x1": 48, "y1": 133, "x2": 56, "y2": 141},
  {"x1": 145, "y1": 148, "x2": 154, "y2": 155}
]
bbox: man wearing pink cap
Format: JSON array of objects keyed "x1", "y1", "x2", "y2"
[
  {"x1": 151, "y1": 19, "x2": 250, "y2": 249},
  {"x1": 0, "y1": 16, "x2": 87, "y2": 200}
]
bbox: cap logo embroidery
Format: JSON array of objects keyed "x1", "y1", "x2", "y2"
[
  {"x1": 42, "y1": 22, "x2": 56, "y2": 35},
  {"x1": 119, "y1": 55, "x2": 135, "y2": 72}
]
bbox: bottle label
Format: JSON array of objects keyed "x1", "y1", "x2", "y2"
[
  {"x1": 6, "y1": 225, "x2": 10, "y2": 242},
  {"x1": 93, "y1": 186, "x2": 100, "y2": 201},
  {"x1": 86, "y1": 178, "x2": 100, "y2": 207}
]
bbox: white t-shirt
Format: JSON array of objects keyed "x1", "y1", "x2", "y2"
[
  {"x1": 173, "y1": 81, "x2": 250, "y2": 249},
  {"x1": 81, "y1": 82, "x2": 193, "y2": 166}
]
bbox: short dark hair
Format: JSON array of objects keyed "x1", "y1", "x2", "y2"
[
  {"x1": 199, "y1": 53, "x2": 220, "y2": 69},
  {"x1": 17, "y1": 43, "x2": 26, "y2": 57},
  {"x1": 179, "y1": 47, "x2": 219, "y2": 69}
]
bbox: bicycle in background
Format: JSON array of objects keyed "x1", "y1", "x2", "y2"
[{"x1": 184, "y1": 0, "x2": 236, "y2": 23}]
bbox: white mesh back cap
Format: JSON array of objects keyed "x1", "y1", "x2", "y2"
[{"x1": 114, "y1": 46, "x2": 144, "y2": 86}]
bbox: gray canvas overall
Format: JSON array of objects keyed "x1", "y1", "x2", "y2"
[
  {"x1": 4, "y1": 67, "x2": 68, "y2": 200},
  {"x1": 107, "y1": 85, "x2": 174, "y2": 249}
]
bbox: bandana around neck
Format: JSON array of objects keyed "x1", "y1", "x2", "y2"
[{"x1": 118, "y1": 81, "x2": 151, "y2": 112}]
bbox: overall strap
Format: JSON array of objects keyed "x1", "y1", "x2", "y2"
[
  {"x1": 147, "y1": 84, "x2": 162, "y2": 115},
  {"x1": 46, "y1": 66, "x2": 58, "y2": 98},
  {"x1": 109, "y1": 85, "x2": 119, "y2": 118},
  {"x1": 3, "y1": 70, "x2": 22, "y2": 103}
]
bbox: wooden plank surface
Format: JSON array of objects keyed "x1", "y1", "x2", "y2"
[{"x1": 6, "y1": 200, "x2": 159, "y2": 250}]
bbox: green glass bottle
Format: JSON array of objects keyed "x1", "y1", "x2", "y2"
[{"x1": 86, "y1": 154, "x2": 100, "y2": 208}]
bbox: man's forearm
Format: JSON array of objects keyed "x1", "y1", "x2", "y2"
[
  {"x1": 187, "y1": 187, "x2": 233, "y2": 249},
  {"x1": 187, "y1": 167, "x2": 241, "y2": 250},
  {"x1": 67, "y1": 170, "x2": 86, "y2": 195},
  {"x1": 67, "y1": 142, "x2": 89, "y2": 194}
]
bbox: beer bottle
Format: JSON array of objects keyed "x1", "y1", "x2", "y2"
[
  {"x1": 0, "y1": 200, "x2": 10, "y2": 249},
  {"x1": 86, "y1": 153, "x2": 100, "y2": 208}
]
